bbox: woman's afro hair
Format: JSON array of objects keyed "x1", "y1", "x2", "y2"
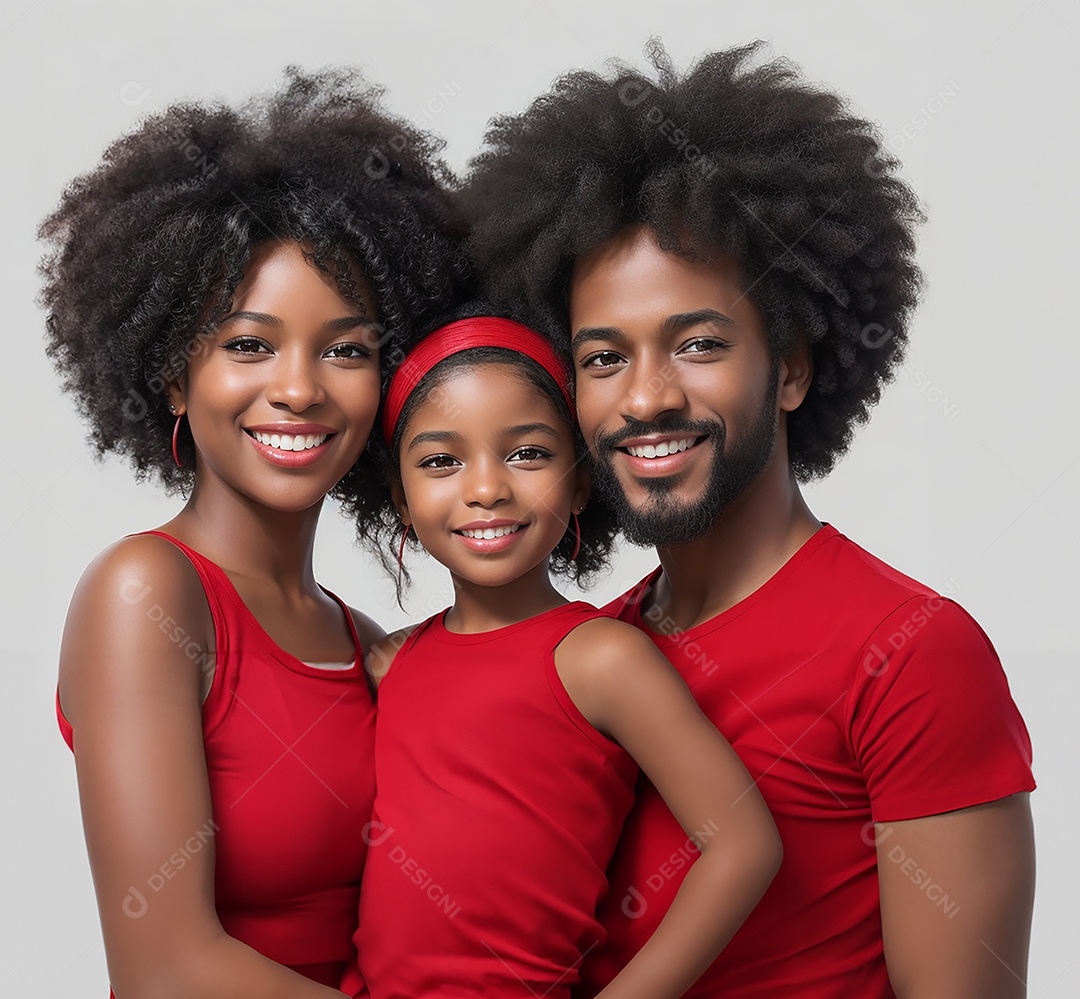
[
  {"x1": 464, "y1": 40, "x2": 924, "y2": 480},
  {"x1": 39, "y1": 65, "x2": 472, "y2": 528}
]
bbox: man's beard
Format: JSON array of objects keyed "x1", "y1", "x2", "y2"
[{"x1": 589, "y1": 372, "x2": 780, "y2": 548}]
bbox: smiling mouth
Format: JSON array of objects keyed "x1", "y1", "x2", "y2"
[
  {"x1": 617, "y1": 435, "x2": 706, "y2": 459},
  {"x1": 456, "y1": 524, "x2": 526, "y2": 540},
  {"x1": 244, "y1": 429, "x2": 333, "y2": 452}
]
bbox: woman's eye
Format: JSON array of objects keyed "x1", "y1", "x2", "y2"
[
  {"x1": 508, "y1": 447, "x2": 552, "y2": 463},
  {"x1": 324, "y1": 342, "x2": 372, "y2": 360},
  {"x1": 419, "y1": 454, "x2": 459, "y2": 470},
  {"x1": 580, "y1": 350, "x2": 624, "y2": 369},
  {"x1": 222, "y1": 336, "x2": 272, "y2": 355}
]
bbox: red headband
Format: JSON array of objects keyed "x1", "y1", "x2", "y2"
[{"x1": 382, "y1": 317, "x2": 575, "y2": 442}]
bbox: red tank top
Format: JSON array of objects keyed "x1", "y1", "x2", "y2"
[
  {"x1": 344, "y1": 601, "x2": 638, "y2": 999},
  {"x1": 56, "y1": 531, "x2": 377, "y2": 988}
]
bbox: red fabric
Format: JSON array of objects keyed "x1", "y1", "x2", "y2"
[
  {"x1": 579, "y1": 524, "x2": 1035, "y2": 999},
  {"x1": 346, "y1": 602, "x2": 638, "y2": 999},
  {"x1": 56, "y1": 531, "x2": 376, "y2": 984},
  {"x1": 381, "y1": 316, "x2": 575, "y2": 442}
]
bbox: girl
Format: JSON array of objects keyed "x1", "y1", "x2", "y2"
[
  {"x1": 41, "y1": 70, "x2": 466, "y2": 998},
  {"x1": 344, "y1": 315, "x2": 782, "y2": 999}
]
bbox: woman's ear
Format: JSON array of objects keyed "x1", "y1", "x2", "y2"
[
  {"x1": 778, "y1": 332, "x2": 813, "y2": 414},
  {"x1": 165, "y1": 379, "x2": 187, "y2": 417}
]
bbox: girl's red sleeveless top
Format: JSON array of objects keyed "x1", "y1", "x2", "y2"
[
  {"x1": 344, "y1": 601, "x2": 638, "y2": 999},
  {"x1": 56, "y1": 531, "x2": 377, "y2": 988}
]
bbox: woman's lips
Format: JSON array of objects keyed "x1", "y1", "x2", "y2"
[{"x1": 243, "y1": 428, "x2": 336, "y2": 468}]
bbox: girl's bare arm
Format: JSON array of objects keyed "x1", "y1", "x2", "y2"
[{"x1": 555, "y1": 617, "x2": 782, "y2": 999}]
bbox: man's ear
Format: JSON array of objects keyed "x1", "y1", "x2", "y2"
[
  {"x1": 778, "y1": 332, "x2": 813, "y2": 413},
  {"x1": 389, "y1": 478, "x2": 411, "y2": 527}
]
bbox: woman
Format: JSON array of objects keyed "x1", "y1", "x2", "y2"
[{"x1": 41, "y1": 67, "x2": 467, "y2": 998}]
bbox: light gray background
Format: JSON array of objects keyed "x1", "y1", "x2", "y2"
[{"x1": 2, "y1": 0, "x2": 1076, "y2": 994}]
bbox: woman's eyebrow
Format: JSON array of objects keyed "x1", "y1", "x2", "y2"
[{"x1": 216, "y1": 311, "x2": 373, "y2": 330}]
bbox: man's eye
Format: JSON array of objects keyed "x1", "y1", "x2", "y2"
[
  {"x1": 581, "y1": 350, "x2": 624, "y2": 368},
  {"x1": 222, "y1": 336, "x2": 272, "y2": 354},
  {"x1": 680, "y1": 338, "x2": 730, "y2": 354},
  {"x1": 325, "y1": 342, "x2": 372, "y2": 360}
]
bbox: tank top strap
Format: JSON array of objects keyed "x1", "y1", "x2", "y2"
[
  {"x1": 397, "y1": 615, "x2": 438, "y2": 658},
  {"x1": 533, "y1": 600, "x2": 612, "y2": 653},
  {"x1": 133, "y1": 529, "x2": 234, "y2": 623},
  {"x1": 131, "y1": 530, "x2": 238, "y2": 734},
  {"x1": 55, "y1": 530, "x2": 237, "y2": 753},
  {"x1": 378, "y1": 616, "x2": 438, "y2": 688},
  {"x1": 537, "y1": 601, "x2": 636, "y2": 766}
]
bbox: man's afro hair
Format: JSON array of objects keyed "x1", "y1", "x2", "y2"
[
  {"x1": 39, "y1": 65, "x2": 471, "y2": 525},
  {"x1": 464, "y1": 40, "x2": 923, "y2": 480}
]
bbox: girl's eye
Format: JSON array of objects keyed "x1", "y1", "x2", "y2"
[
  {"x1": 508, "y1": 446, "x2": 552, "y2": 464},
  {"x1": 580, "y1": 350, "x2": 624, "y2": 369},
  {"x1": 679, "y1": 337, "x2": 730, "y2": 355},
  {"x1": 222, "y1": 336, "x2": 272, "y2": 355},
  {"x1": 419, "y1": 454, "x2": 460, "y2": 470},
  {"x1": 324, "y1": 342, "x2": 373, "y2": 360}
]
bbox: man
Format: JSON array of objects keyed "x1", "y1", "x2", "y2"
[{"x1": 465, "y1": 41, "x2": 1035, "y2": 998}]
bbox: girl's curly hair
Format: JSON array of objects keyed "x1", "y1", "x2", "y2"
[
  {"x1": 464, "y1": 40, "x2": 923, "y2": 480},
  {"x1": 39, "y1": 65, "x2": 471, "y2": 529},
  {"x1": 365, "y1": 304, "x2": 619, "y2": 598}
]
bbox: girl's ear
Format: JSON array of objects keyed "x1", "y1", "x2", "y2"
[
  {"x1": 389, "y1": 478, "x2": 411, "y2": 527},
  {"x1": 572, "y1": 461, "x2": 591, "y2": 515}
]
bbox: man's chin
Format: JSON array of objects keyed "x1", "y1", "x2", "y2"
[{"x1": 614, "y1": 494, "x2": 721, "y2": 548}]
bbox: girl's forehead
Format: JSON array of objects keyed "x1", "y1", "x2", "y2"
[
  {"x1": 414, "y1": 362, "x2": 559, "y2": 415},
  {"x1": 401, "y1": 361, "x2": 573, "y2": 441}
]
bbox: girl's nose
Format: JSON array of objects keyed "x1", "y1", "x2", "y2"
[{"x1": 462, "y1": 451, "x2": 513, "y2": 508}]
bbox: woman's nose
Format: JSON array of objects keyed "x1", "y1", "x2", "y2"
[{"x1": 266, "y1": 352, "x2": 327, "y2": 412}]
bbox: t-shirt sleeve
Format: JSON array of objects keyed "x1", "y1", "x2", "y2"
[{"x1": 847, "y1": 595, "x2": 1035, "y2": 823}]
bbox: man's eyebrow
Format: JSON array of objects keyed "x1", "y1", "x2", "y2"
[
  {"x1": 570, "y1": 326, "x2": 629, "y2": 353},
  {"x1": 505, "y1": 423, "x2": 562, "y2": 439},
  {"x1": 661, "y1": 308, "x2": 737, "y2": 333},
  {"x1": 406, "y1": 429, "x2": 463, "y2": 451},
  {"x1": 570, "y1": 309, "x2": 736, "y2": 353}
]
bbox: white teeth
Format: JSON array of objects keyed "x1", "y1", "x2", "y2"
[
  {"x1": 461, "y1": 524, "x2": 524, "y2": 540},
  {"x1": 252, "y1": 431, "x2": 328, "y2": 451},
  {"x1": 626, "y1": 437, "x2": 696, "y2": 459}
]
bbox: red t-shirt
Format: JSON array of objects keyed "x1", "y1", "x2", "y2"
[{"x1": 578, "y1": 524, "x2": 1034, "y2": 999}]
